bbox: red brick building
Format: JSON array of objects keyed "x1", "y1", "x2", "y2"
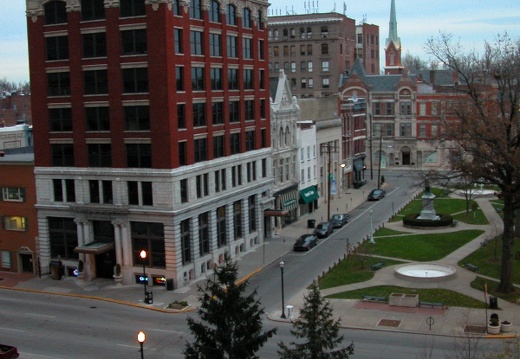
[
  {"x1": 0, "y1": 153, "x2": 37, "y2": 274},
  {"x1": 0, "y1": 92, "x2": 32, "y2": 127},
  {"x1": 26, "y1": 0, "x2": 273, "y2": 287}
]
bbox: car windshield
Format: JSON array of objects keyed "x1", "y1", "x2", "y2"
[
  {"x1": 332, "y1": 215, "x2": 341, "y2": 220},
  {"x1": 372, "y1": 190, "x2": 382, "y2": 195}
]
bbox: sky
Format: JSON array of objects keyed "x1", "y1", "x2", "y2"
[{"x1": 1, "y1": 0, "x2": 519, "y2": 84}]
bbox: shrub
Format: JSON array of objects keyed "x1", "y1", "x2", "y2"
[{"x1": 402, "y1": 213, "x2": 454, "y2": 227}]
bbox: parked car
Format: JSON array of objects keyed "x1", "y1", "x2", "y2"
[
  {"x1": 313, "y1": 222, "x2": 334, "y2": 238},
  {"x1": 367, "y1": 189, "x2": 386, "y2": 201},
  {"x1": 294, "y1": 234, "x2": 318, "y2": 251},
  {"x1": 330, "y1": 213, "x2": 350, "y2": 228},
  {"x1": 0, "y1": 344, "x2": 19, "y2": 359}
]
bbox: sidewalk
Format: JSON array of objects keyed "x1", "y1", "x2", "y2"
[{"x1": 1, "y1": 179, "x2": 518, "y2": 338}]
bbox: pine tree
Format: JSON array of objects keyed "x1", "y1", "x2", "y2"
[
  {"x1": 184, "y1": 255, "x2": 276, "y2": 359},
  {"x1": 278, "y1": 283, "x2": 354, "y2": 359}
]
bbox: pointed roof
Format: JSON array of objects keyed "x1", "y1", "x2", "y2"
[{"x1": 385, "y1": 0, "x2": 401, "y2": 49}]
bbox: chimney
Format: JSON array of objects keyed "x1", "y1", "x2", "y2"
[{"x1": 429, "y1": 70, "x2": 435, "y2": 85}]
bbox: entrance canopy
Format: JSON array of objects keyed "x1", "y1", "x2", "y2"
[
  {"x1": 299, "y1": 186, "x2": 319, "y2": 204},
  {"x1": 74, "y1": 242, "x2": 114, "y2": 254}
]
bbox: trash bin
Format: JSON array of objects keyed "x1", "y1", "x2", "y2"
[
  {"x1": 489, "y1": 296, "x2": 498, "y2": 309},
  {"x1": 49, "y1": 259, "x2": 62, "y2": 280},
  {"x1": 307, "y1": 219, "x2": 316, "y2": 229},
  {"x1": 145, "y1": 290, "x2": 154, "y2": 304},
  {"x1": 166, "y1": 278, "x2": 174, "y2": 291}
]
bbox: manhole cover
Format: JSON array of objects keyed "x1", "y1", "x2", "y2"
[
  {"x1": 464, "y1": 325, "x2": 486, "y2": 334},
  {"x1": 378, "y1": 319, "x2": 401, "y2": 327}
]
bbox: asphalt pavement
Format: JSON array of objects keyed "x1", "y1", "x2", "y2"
[{"x1": 1, "y1": 176, "x2": 518, "y2": 339}]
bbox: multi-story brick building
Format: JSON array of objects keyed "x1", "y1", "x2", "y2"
[
  {"x1": 26, "y1": 0, "x2": 273, "y2": 288},
  {"x1": 355, "y1": 22, "x2": 380, "y2": 75},
  {"x1": 267, "y1": 12, "x2": 358, "y2": 98},
  {"x1": 0, "y1": 152, "x2": 37, "y2": 274},
  {"x1": 0, "y1": 91, "x2": 32, "y2": 127}
]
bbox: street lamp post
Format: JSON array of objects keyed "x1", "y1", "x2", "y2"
[
  {"x1": 140, "y1": 250, "x2": 149, "y2": 303},
  {"x1": 280, "y1": 261, "x2": 286, "y2": 319},
  {"x1": 137, "y1": 331, "x2": 146, "y2": 359},
  {"x1": 369, "y1": 209, "x2": 375, "y2": 244}
]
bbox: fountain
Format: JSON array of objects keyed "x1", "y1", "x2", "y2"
[{"x1": 395, "y1": 263, "x2": 456, "y2": 282}]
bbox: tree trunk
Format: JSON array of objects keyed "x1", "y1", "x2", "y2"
[
  {"x1": 497, "y1": 196, "x2": 516, "y2": 294},
  {"x1": 515, "y1": 208, "x2": 520, "y2": 238}
]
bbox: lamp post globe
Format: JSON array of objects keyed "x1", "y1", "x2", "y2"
[
  {"x1": 279, "y1": 261, "x2": 286, "y2": 319},
  {"x1": 137, "y1": 331, "x2": 146, "y2": 359}
]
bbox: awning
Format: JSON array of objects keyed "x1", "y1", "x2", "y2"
[
  {"x1": 280, "y1": 190, "x2": 298, "y2": 211},
  {"x1": 74, "y1": 242, "x2": 114, "y2": 255},
  {"x1": 299, "y1": 186, "x2": 319, "y2": 204},
  {"x1": 264, "y1": 209, "x2": 289, "y2": 217}
]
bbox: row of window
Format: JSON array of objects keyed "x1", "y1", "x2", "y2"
[
  {"x1": 50, "y1": 98, "x2": 267, "y2": 133},
  {"x1": 271, "y1": 43, "x2": 329, "y2": 57},
  {"x1": 44, "y1": 0, "x2": 263, "y2": 29},
  {"x1": 46, "y1": 29, "x2": 147, "y2": 61},
  {"x1": 180, "y1": 195, "x2": 257, "y2": 264},
  {"x1": 269, "y1": 60, "x2": 331, "y2": 74},
  {"x1": 268, "y1": 26, "x2": 332, "y2": 41},
  {"x1": 51, "y1": 129, "x2": 266, "y2": 167},
  {"x1": 48, "y1": 68, "x2": 147, "y2": 97},
  {"x1": 176, "y1": 67, "x2": 263, "y2": 92}
]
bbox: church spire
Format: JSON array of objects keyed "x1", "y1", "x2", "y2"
[
  {"x1": 384, "y1": 0, "x2": 404, "y2": 74},
  {"x1": 386, "y1": 0, "x2": 400, "y2": 49}
]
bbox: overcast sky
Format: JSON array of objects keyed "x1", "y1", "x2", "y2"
[{"x1": 1, "y1": 0, "x2": 519, "y2": 84}]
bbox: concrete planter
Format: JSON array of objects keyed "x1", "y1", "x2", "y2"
[
  {"x1": 389, "y1": 293, "x2": 419, "y2": 307},
  {"x1": 488, "y1": 322, "x2": 501, "y2": 334},
  {"x1": 501, "y1": 321, "x2": 513, "y2": 333}
]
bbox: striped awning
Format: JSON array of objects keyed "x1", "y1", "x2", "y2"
[{"x1": 279, "y1": 190, "x2": 298, "y2": 211}]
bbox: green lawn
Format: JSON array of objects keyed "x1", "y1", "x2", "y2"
[
  {"x1": 460, "y1": 236, "x2": 520, "y2": 286},
  {"x1": 326, "y1": 285, "x2": 486, "y2": 308},
  {"x1": 316, "y1": 255, "x2": 404, "y2": 289},
  {"x1": 356, "y1": 230, "x2": 484, "y2": 262},
  {"x1": 471, "y1": 276, "x2": 520, "y2": 304}
]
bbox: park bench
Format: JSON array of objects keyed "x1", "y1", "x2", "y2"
[
  {"x1": 371, "y1": 262, "x2": 385, "y2": 271},
  {"x1": 363, "y1": 295, "x2": 387, "y2": 303},
  {"x1": 419, "y1": 301, "x2": 445, "y2": 309},
  {"x1": 464, "y1": 263, "x2": 478, "y2": 272}
]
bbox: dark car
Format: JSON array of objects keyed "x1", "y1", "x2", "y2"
[
  {"x1": 330, "y1": 213, "x2": 349, "y2": 228},
  {"x1": 294, "y1": 234, "x2": 318, "y2": 251},
  {"x1": 313, "y1": 222, "x2": 334, "y2": 238},
  {"x1": 367, "y1": 189, "x2": 386, "y2": 201},
  {"x1": 0, "y1": 344, "x2": 19, "y2": 359}
]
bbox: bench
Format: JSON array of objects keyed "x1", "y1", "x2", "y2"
[
  {"x1": 371, "y1": 262, "x2": 385, "y2": 271},
  {"x1": 420, "y1": 301, "x2": 445, "y2": 309},
  {"x1": 363, "y1": 295, "x2": 387, "y2": 303},
  {"x1": 464, "y1": 263, "x2": 478, "y2": 272}
]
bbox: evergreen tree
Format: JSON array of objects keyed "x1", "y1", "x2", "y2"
[
  {"x1": 278, "y1": 283, "x2": 354, "y2": 359},
  {"x1": 184, "y1": 255, "x2": 276, "y2": 359}
]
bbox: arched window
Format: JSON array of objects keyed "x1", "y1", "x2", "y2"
[
  {"x1": 242, "y1": 8, "x2": 251, "y2": 28},
  {"x1": 226, "y1": 4, "x2": 236, "y2": 25},
  {"x1": 285, "y1": 126, "x2": 291, "y2": 147},
  {"x1": 390, "y1": 52, "x2": 395, "y2": 65},
  {"x1": 44, "y1": 1, "x2": 67, "y2": 25},
  {"x1": 209, "y1": 0, "x2": 220, "y2": 22}
]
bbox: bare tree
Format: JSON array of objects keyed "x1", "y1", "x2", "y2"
[{"x1": 425, "y1": 32, "x2": 520, "y2": 293}]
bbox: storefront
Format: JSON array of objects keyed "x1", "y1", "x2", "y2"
[
  {"x1": 299, "y1": 185, "x2": 319, "y2": 216},
  {"x1": 274, "y1": 185, "x2": 299, "y2": 227}
]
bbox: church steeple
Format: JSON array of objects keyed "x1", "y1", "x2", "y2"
[
  {"x1": 384, "y1": 0, "x2": 404, "y2": 75},
  {"x1": 386, "y1": 0, "x2": 400, "y2": 49}
]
